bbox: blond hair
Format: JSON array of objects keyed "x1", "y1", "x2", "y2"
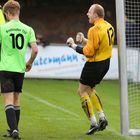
[{"x1": 3, "y1": 0, "x2": 20, "y2": 16}]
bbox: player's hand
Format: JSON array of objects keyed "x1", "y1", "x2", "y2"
[
  {"x1": 66, "y1": 37, "x2": 77, "y2": 50},
  {"x1": 26, "y1": 61, "x2": 32, "y2": 72},
  {"x1": 76, "y1": 32, "x2": 85, "y2": 43}
]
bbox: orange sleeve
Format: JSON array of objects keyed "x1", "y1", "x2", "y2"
[{"x1": 83, "y1": 27, "x2": 99, "y2": 57}]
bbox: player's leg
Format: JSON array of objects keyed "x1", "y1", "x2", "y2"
[
  {"x1": 2, "y1": 93, "x2": 19, "y2": 138},
  {"x1": 89, "y1": 59, "x2": 110, "y2": 131},
  {"x1": 14, "y1": 93, "x2": 20, "y2": 127},
  {"x1": 78, "y1": 83, "x2": 99, "y2": 135},
  {"x1": 79, "y1": 62, "x2": 100, "y2": 134},
  {"x1": 13, "y1": 72, "x2": 24, "y2": 129},
  {"x1": 89, "y1": 88, "x2": 104, "y2": 117},
  {"x1": 89, "y1": 88, "x2": 108, "y2": 131},
  {"x1": 0, "y1": 71, "x2": 19, "y2": 139},
  {"x1": 2, "y1": 92, "x2": 18, "y2": 131}
]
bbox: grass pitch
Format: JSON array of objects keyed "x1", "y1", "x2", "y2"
[{"x1": 0, "y1": 79, "x2": 139, "y2": 140}]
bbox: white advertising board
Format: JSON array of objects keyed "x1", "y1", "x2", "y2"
[
  {"x1": 25, "y1": 45, "x2": 85, "y2": 79},
  {"x1": 25, "y1": 45, "x2": 119, "y2": 79}
]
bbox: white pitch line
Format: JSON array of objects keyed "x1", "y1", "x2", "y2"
[{"x1": 24, "y1": 92, "x2": 79, "y2": 118}]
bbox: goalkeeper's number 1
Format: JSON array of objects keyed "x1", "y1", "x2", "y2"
[{"x1": 107, "y1": 27, "x2": 114, "y2": 46}]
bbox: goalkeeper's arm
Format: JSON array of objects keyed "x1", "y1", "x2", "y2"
[{"x1": 66, "y1": 37, "x2": 84, "y2": 54}]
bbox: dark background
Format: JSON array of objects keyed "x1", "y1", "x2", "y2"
[{"x1": 0, "y1": 0, "x2": 116, "y2": 44}]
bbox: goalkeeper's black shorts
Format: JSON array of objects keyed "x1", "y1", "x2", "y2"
[
  {"x1": 80, "y1": 58, "x2": 110, "y2": 88},
  {"x1": 0, "y1": 71, "x2": 24, "y2": 93}
]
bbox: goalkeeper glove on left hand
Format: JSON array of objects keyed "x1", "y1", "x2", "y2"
[{"x1": 66, "y1": 37, "x2": 77, "y2": 50}]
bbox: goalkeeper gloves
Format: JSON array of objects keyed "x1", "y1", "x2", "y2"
[
  {"x1": 76, "y1": 32, "x2": 87, "y2": 45},
  {"x1": 76, "y1": 32, "x2": 84, "y2": 43},
  {"x1": 66, "y1": 37, "x2": 77, "y2": 50}
]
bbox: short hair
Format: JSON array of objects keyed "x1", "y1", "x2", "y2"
[
  {"x1": 94, "y1": 4, "x2": 105, "y2": 18},
  {"x1": 3, "y1": 0, "x2": 20, "y2": 16}
]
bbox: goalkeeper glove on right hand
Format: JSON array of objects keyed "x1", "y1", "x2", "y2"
[{"x1": 76, "y1": 32, "x2": 85, "y2": 43}]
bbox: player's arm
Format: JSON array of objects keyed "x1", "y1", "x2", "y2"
[
  {"x1": 26, "y1": 42, "x2": 38, "y2": 72},
  {"x1": 0, "y1": 5, "x2": 5, "y2": 25},
  {"x1": 0, "y1": 43, "x2": 1, "y2": 62},
  {"x1": 66, "y1": 28, "x2": 99, "y2": 57},
  {"x1": 66, "y1": 37, "x2": 84, "y2": 54},
  {"x1": 83, "y1": 28, "x2": 99, "y2": 57},
  {"x1": 26, "y1": 27, "x2": 38, "y2": 72}
]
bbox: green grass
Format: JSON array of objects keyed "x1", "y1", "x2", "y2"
[{"x1": 0, "y1": 79, "x2": 139, "y2": 140}]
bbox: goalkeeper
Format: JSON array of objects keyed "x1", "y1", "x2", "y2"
[{"x1": 66, "y1": 4, "x2": 114, "y2": 135}]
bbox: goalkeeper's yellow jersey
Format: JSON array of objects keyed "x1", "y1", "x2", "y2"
[
  {"x1": 0, "y1": 9, "x2": 5, "y2": 25},
  {"x1": 83, "y1": 18, "x2": 114, "y2": 62}
]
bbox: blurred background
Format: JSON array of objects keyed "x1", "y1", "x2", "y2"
[
  {"x1": 1, "y1": 0, "x2": 116, "y2": 45},
  {"x1": 0, "y1": 1, "x2": 140, "y2": 140}
]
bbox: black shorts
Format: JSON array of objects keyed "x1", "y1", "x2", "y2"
[
  {"x1": 0, "y1": 71, "x2": 25, "y2": 93},
  {"x1": 80, "y1": 58, "x2": 110, "y2": 88}
]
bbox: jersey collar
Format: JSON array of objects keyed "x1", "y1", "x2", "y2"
[{"x1": 94, "y1": 18, "x2": 104, "y2": 25}]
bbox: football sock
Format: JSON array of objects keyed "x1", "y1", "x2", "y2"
[
  {"x1": 14, "y1": 106, "x2": 20, "y2": 127},
  {"x1": 90, "y1": 115, "x2": 97, "y2": 126},
  {"x1": 5, "y1": 105, "x2": 18, "y2": 131},
  {"x1": 98, "y1": 111, "x2": 105, "y2": 119},
  {"x1": 89, "y1": 89, "x2": 105, "y2": 118},
  {"x1": 81, "y1": 95, "x2": 95, "y2": 121}
]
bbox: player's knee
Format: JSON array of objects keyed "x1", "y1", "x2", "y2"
[{"x1": 77, "y1": 88, "x2": 85, "y2": 96}]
